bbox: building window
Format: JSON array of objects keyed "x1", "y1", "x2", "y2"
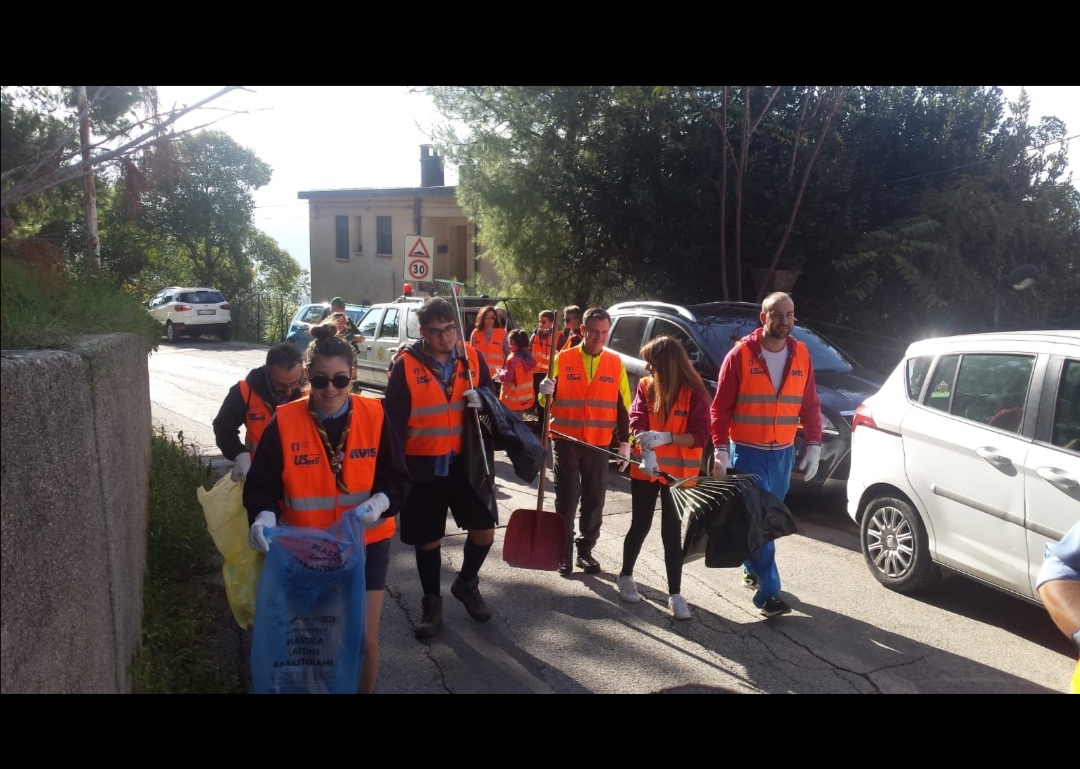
[
  {"x1": 377, "y1": 216, "x2": 392, "y2": 256},
  {"x1": 354, "y1": 216, "x2": 363, "y2": 253},
  {"x1": 335, "y1": 215, "x2": 349, "y2": 261}
]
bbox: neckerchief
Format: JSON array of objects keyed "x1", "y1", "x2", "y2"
[
  {"x1": 415, "y1": 340, "x2": 461, "y2": 401},
  {"x1": 308, "y1": 396, "x2": 352, "y2": 494}
]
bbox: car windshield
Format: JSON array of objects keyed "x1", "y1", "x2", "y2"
[{"x1": 697, "y1": 317, "x2": 855, "y2": 373}]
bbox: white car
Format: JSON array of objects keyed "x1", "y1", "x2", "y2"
[
  {"x1": 147, "y1": 286, "x2": 232, "y2": 342},
  {"x1": 846, "y1": 330, "x2": 1080, "y2": 605}
]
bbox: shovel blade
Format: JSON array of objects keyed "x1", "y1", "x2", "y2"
[{"x1": 503, "y1": 509, "x2": 566, "y2": 571}]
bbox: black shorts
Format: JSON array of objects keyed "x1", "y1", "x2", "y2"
[
  {"x1": 365, "y1": 537, "x2": 392, "y2": 591},
  {"x1": 399, "y1": 462, "x2": 497, "y2": 546}
]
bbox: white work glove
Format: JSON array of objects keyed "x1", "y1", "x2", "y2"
[
  {"x1": 640, "y1": 448, "x2": 660, "y2": 477},
  {"x1": 636, "y1": 431, "x2": 673, "y2": 451},
  {"x1": 711, "y1": 448, "x2": 732, "y2": 477},
  {"x1": 798, "y1": 444, "x2": 822, "y2": 482},
  {"x1": 539, "y1": 377, "x2": 557, "y2": 396},
  {"x1": 463, "y1": 389, "x2": 482, "y2": 409},
  {"x1": 617, "y1": 441, "x2": 632, "y2": 472},
  {"x1": 349, "y1": 492, "x2": 390, "y2": 529},
  {"x1": 231, "y1": 452, "x2": 252, "y2": 482},
  {"x1": 249, "y1": 510, "x2": 276, "y2": 552}
]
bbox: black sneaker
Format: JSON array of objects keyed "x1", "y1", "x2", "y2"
[
  {"x1": 558, "y1": 558, "x2": 574, "y2": 576},
  {"x1": 758, "y1": 596, "x2": 792, "y2": 618},
  {"x1": 451, "y1": 574, "x2": 492, "y2": 622},
  {"x1": 576, "y1": 552, "x2": 601, "y2": 575},
  {"x1": 741, "y1": 570, "x2": 759, "y2": 591}
]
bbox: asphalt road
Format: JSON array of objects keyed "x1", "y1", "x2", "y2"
[{"x1": 148, "y1": 339, "x2": 1077, "y2": 693}]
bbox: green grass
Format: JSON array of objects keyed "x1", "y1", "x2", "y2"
[
  {"x1": 130, "y1": 428, "x2": 244, "y2": 694},
  {"x1": 0, "y1": 258, "x2": 161, "y2": 352}
]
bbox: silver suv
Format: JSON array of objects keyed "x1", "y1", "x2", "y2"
[{"x1": 147, "y1": 286, "x2": 232, "y2": 342}]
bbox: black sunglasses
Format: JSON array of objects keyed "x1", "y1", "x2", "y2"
[{"x1": 309, "y1": 374, "x2": 352, "y2": 390}]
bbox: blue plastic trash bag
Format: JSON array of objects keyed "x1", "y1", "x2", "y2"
[{"x1": 251, "y1": 513, "x2": 367, "y2": 694}]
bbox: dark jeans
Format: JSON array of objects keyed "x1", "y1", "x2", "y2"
[
  {"x1": 552, "y1": 438, "x2": 609, "y2": 552},
  {"x1": 622, "y1": 478, "x2": 683, "y2": 595}
]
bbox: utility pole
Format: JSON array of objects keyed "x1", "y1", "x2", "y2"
[{"x1": 75, "y1": 86, "x2": 101, "y2": 273}]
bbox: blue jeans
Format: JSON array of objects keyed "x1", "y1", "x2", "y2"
[{"x1": 730, "y1": 443, "x2": 794, "y2": 608}]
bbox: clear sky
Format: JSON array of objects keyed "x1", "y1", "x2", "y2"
[{"x1": 155, "y1": 85, "x2": 1079, "y2": 278}]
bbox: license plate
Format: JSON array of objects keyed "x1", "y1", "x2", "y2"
[{"x1": 197, "y1": 309, "x2": 216, "y2": 315}]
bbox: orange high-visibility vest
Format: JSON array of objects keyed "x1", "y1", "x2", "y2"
[
  {"x1": 729, "y1": 340, "x2": 812, "y2": 447},
  {"x1": 470, "y1": 327, "x2": 506, "y2": 377},
  {"x1": 630, "y1": 378, "x2": 702, "y2": 485},
  {"x1": 499, "y1": 354, "x2": 535, "y2": 412},
  {"x1": 276, "y1": 395, "x2": 394, "y2": 545},
  {"x1": 550, "y1": 347, "x2": 623, "y2": 446},
  {"x1": 531, "y1": 330, "x2": 554, "y2": 374},
  {"x1": 239, "y1": 380, "x2": 274, "y2": 455},
  {"x1": 403, "y1": 343, "x2": 481, "y2": 456}
]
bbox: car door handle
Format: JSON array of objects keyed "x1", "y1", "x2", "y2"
[
  {"x1": 1035, "y1": 466, "x2": 1079, "y2": 490},
  {"x1": 975, "y1": 447, "x2": 1013, "y2": 467}
]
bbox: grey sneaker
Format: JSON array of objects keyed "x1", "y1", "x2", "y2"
[
  {"x1": 668, "y1": 594, "x2": 691, "y2": 620},
  {"x1": 451, "y1": 573, "x2": 492, "y2": 622},
  {"x1": 616, "y1": 575, "x2": 641, "y2": 603},
  {"x1": 414, "y1": 595, "x2": 443, "y2": 639}
]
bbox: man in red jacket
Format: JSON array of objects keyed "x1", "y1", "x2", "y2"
[{"x1": 709, "y1": 292, "x2": 822, "y2": 618}]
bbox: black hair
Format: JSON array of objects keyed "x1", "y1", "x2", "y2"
[
  {"x1": 266, "y1": 341, "x2": 303, "y2": 370},
  {"x1": 306, "y1": 320, "x2": 355, "y2": 369},
  {"x1": 417, "y1": 297, "x2": 455, "y2": 327}
]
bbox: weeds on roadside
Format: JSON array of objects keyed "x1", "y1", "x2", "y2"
[{"x1": 131, "y1": 427, "x2": 243, "y2": 694}]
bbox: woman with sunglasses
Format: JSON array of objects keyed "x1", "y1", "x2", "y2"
[
  {"x1": 616, "y1": 335, "x2": 711, "y2": 621},
  {"x1": 243, "y1": 320, "x2": 411, "y2": 694},
  {"x1": 470, "y1": 304, "x2": 509, "y2": 381}
]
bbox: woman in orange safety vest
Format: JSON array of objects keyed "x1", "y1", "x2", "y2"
[
  {"x1": 470, "y1": 304, "x2": 508, "y2": 380},
  {"x1": 498, "y1": 329, "x2": 538, "y2": 414},
  {"x1": 243, "y1": 320, "x2": 411, "y2": 694},
  {"x1": 617, "y1": 336, "x2": 711, "y2": 621}
]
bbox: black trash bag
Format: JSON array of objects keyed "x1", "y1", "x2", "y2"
[
  {"x1": 682, "y1": 483, "x2": 797, "y2": 568},
  {"x1": 462, "y1": 402, "x2": 500, "y2": 524},
  {"x1": 473, "y1": 386, "x2": 545, "y2": 484}
]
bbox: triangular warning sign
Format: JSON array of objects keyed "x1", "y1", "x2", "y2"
[{"x1": 409, "y1": 238, "x2": 431, "y2": 259}]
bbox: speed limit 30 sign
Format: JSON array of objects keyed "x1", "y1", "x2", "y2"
[{"x1": 404, "y1": 235, "x2": 434, "y2": 283}]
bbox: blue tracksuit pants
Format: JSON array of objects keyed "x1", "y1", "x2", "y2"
[{"x1": 730, "y1": 443, "x2": 794, "y2": 608}]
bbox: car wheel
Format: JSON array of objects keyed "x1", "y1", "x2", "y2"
[
  {"x1": 219, "y1": 327, "x2": 231, "y2": 342},
  {"x1": 859, "y1": 495, "x2": 939, "y2": 593},
  {"x1": 165, "y1": 321, "x2": 177, "y2": 343}
]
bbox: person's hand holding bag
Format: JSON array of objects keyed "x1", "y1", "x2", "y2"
[
  {"x1": 249, "y1": 510, "x2": 276, "y2": 552},
  {"x1": 349, "y1": 492, "x2": 390, "y2": 529},
  {"x1": 463, "y1": 389, "x2": 482, "y2": 409}
]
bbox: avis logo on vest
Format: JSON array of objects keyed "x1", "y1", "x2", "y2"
[{"x1": 349, "y1": 447, "x2": 378, "y2": 459}]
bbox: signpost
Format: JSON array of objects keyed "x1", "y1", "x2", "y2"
[{"x1": 403, "y1": 234, "x2": 434, "y2": 284}]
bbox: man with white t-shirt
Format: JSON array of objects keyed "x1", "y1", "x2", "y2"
[{"x1": 709, "y1": 292, "x2": 822, "y2": 618}]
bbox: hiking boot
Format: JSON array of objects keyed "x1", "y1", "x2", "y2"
[
  {"x1": 414, "y1": 595, "x2": 443, "y2": 639},
  {"x1": 741, "y1": 570, "x2": 759, "y2": 591},
  {"x1": 451, "y1": 573, "x2": 492, "y2": 622},
  {"x1": 616, "y1": 575, "x2": 641, "y2": 603},
  {"x1": 758, "y1": 596, "x2": 792, "y2": 618},
  {"x1": 668, "y1": 593, "x2": 691, "y2": 620}
]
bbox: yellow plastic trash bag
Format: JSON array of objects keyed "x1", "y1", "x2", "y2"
[{"x1": 197, "y1": 473, "x2": 264, "y2": 630}]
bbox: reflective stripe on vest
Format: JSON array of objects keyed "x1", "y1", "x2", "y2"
[
  {"x1": 531, "y1": 331, "x2": 553, "y2": 373},
  {"x1": 630, "y1": 378, "x2": 703, "y2": 485},
  {"x1": 549, "y1": 348, "x2": 622, "y2": 445},
  {"x1": 499, "y1": 356, "x2": 535, "y2": 412},
  {"x1": 276, "y1": 395, "x2": 394, "y2": 545},
  {"x1": 728, "y1": 340, "x2": 811, "y2": 446},
  {"x1": 239, "y1": 379, "x2": 273, "y2": 455},
  {"x1": 470, "y1": 327, "x2": 506, "y2": 377},
  {"x1": 404, "y1": 344, "x2": 480, "y2": 456}
]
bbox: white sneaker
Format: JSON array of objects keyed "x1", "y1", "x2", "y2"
[
  {"x1": 616, "y1": 575, "x2": 641, "y2": 603},
  {"x1": 668, "y1": 594, "x2": 691, "y2": 620}
]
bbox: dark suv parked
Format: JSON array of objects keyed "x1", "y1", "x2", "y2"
[{"x1": 606, "y1": 301, "x2": 884, "y2": 490}]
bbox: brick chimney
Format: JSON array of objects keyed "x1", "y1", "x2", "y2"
[{"x1": 419, "y1": 144, "x2": 445, "y2": 187}]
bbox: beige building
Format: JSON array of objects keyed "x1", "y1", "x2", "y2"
[{"x1": 299, "y1": 145, "x2": 496, "y2": 305}]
